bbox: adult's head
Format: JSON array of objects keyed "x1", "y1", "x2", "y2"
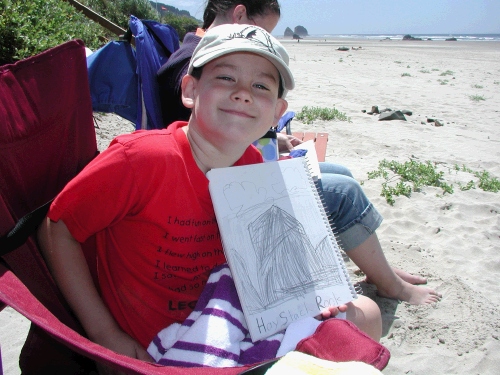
[{"x1": 203, "y1": 0, "x2": 281, "y2": 33}]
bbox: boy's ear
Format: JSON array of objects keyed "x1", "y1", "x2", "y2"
[
  {"x1": 273, "y1": 98, "x2": 288, "y2": 127},
  {"x1": 231, "y1": 4, "x2": 248, "y2": 23},
  {"x1": 181, "y1": 74, "x2": 197, "y2": 109}
]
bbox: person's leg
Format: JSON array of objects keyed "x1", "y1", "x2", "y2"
[
  {"x1": 320, "y1": 163, "x2": 427, "y2": 283},
  {"x1": 319, "y1": 171, "x2": 441, "y2": 304},
  {"x1": 346, "y1": 296, "x2": 382, "y2": 342},
  {"x1": 348, "y1": 234, "x2": 441, "y2": 305},
  {"x1": 319, "y1": 162, "x2": 353, "y2": 178}
]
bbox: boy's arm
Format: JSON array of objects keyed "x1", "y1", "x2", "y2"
[{"x1": 38, "y1": 218, "x2": 153, "y2": 362}]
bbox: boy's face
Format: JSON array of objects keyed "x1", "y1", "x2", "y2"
[{"x1": 182, "y1": 52, "x2": 288, "y2": 148}]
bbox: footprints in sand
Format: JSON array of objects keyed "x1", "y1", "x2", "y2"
[{"x1": 381, "y1": 278, "x2": 500, "y2": 356}]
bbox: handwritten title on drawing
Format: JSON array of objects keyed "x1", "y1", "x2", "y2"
[{"x1": 252, "y1": 292, "x2": 343, "y2": 334}]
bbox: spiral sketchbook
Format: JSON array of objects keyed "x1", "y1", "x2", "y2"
[{"x1": 206, "y1": 155, "x2": 357, "y2": 342}]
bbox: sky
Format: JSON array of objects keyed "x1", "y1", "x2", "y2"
[{"x1": 158, "y1": 0, "x2": 500, "y2": 36}]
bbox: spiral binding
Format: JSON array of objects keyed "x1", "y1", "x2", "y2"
[{"x1": 301, "y1": 156, "x2": 359, "y2": 299}]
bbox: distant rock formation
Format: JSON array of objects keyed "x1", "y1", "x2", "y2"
[
  {"x1": 284, "y1": 27, "x2": 293, "y2": 37},
  {"x1": 379, "y1": 110, "x2": 407, "y2": 121},
  {"x1": 445, "y1": 37, "x2": 457, "y2": 41},
  {"x1": 294, "y1": 26, "x2": 309, "y2": 37},
  {"x1": 292, "y1": 33, "x2": 302, "y2": 42},
  {"x1": 403, "y1": 34, "x2": 422, "y2": 41}
]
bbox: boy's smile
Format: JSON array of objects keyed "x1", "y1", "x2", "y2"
[{"x1": 183, "y1": 52, "x2": 287, "y2": 151}]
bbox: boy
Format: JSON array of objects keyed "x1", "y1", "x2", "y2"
[{"x1": 38, "y1": 24, "x2": 381, "y2": 362}]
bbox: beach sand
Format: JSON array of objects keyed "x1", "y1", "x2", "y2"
[{"x1": 1, "y1": 38, "x2": 499, "y2": 374}]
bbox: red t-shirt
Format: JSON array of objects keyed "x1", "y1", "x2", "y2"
[{"x1": 48, "y1": 121, "x2": 263, "y2": 347}]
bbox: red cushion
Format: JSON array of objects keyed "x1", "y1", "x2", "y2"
[{"x1": 295, "y1": 318, "x2": 390, "y2": 370}]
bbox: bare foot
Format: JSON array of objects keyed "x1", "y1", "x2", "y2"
[
  {"x1": 366, "y1": 267, "x2": 427, "y2": 285},
  {"x1": 377, "y1": 280, "x2": 442, "y2": 305},
  {"x1": 393, "y1": 267, "x2": 427, "y2": 285}
]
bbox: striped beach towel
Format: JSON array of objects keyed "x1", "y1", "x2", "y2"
[{"x1": 147, "y1": 264, "x2": 322, "y2": 367}]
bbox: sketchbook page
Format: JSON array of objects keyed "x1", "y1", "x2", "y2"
[
  {"x1": 292, "y1": 140, "x2": 321, "y2": 180},
  {"x1": 207, "y1": 157, "x2": 356, "y2": 342}
]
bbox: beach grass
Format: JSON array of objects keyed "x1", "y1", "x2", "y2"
[
  {"x1": 368, "y1": 159, "x2": 500, "y2": 205},
  {"x1": 440, "y1": 70, "x2": 455, "y2": 76},
  {"x1": 469, "y1": 94, "x2": 486, "y2": 101},
  {"x1": 367, "y1": 159, "x2": 454, "y2": 205},
  {"x1": 454, "y1": 165, "x2": 500, "y2": 192},
  {"x1": 295, "y1": 106, "x2": 351, "y2": 124}
]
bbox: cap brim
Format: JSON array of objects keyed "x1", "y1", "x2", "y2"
[{"x1": 191, "y1": 47, "x2": 295, "y2": 94}]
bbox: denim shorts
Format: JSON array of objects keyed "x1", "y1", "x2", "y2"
[{"x1": 318, "y1": 163, "x2": 383, "y2": 251}]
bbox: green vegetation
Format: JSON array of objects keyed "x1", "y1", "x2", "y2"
[
  {"x1": 471, "y1": 84, "x2": 483, "y2": 89},
  {"x1": 432, "y1": 68, "x2": 440, "y2": 71},
  {"x1": 367, "y1": 159, "x2": 453, "y2": 205},
  {"x1": 438, "y1": 79, "x2": 449, "y2": 85},
  {"x1": 82, "y1": 1, "x2": 198, "y2": 40},
  {"x1": 401, "y1": 72, "x2": 411, "y2": 77},
  {"x1": 296, "y1": 106, "x2": 351, "y2": 124},
  {"x1": 0, "y1": 0, "x2": 199, "y2": 64},
  {"x1": 367, "y1": 159, "x2": 499, "y2": 205},
  {"x1": 83, "y1": 0, "x2": 160, "y2": 31},
  {"x1": 469, "y1": 94, "x2": 486, "y2": 102},
  {"x1": 419, "y1": 69, "x2": 430, "y2": 73},
  {"x1": 338, "y1": 57, "x2": 343, "y2": 63},
  {"x1": 1, "y1": 0, "x2": 104, "y2": 64},
  {"x1": 454, "y1": 164, "x2": 500, "y2": 192},
  {"x1": 439, "y1": 70, "x2": 454, "y2": 76},
  {"x1": 494, "y1": 81, "x2": 500, "y2": 85}
]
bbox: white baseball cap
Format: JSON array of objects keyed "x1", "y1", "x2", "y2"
[{"x1": 188, "y1": 24, "x2": 295, "y2": 98}]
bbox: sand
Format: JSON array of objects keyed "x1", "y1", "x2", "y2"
[{"x1": 1, "y1": 38, "x2": 499, "y2": 374}]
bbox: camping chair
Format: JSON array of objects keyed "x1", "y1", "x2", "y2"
[
  {"x1": 0, "y1": 39, "x2": 99, "y2": 374},
  {"x1": 0, "y1": 38, "x2": 249, "y2": 375},
  {"x1": 276, "y1": 112, "x2": 329, "y2": 162}
]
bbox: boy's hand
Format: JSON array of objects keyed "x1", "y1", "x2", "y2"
[
  {"x1": 276, "y1": 133, "x2": 302, "y2": 152},
  {"x1": 316, "y1": 304, "x2": 348, "y2": 320},
  {"x1": 94, "y1": 327, "x2": 154, "y2": 362},
  {"x1": 94, "y1": 327, "x2": 154, "y2": 374}
]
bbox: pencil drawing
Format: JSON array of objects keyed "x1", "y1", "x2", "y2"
[{"x1": 230, "y1": 205, "x2": 343, "y2": 314}]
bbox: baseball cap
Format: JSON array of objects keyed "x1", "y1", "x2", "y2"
[{"x1": 188, "y1": 24, "x2": 295, "y2": 98}]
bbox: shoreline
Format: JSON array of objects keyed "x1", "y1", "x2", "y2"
[{"x1": 275, "y1": 33, "x2": 500, "y2": 43}]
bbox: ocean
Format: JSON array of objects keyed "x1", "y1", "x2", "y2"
[{"x1": 308, "y1": 33, "x2": 500, "y2": 42}]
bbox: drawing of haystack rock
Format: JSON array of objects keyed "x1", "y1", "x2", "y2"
[{"x1": 233, "y1": 205, "x2": 343, "y2": 313}]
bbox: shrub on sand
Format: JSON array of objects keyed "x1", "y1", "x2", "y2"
[
  {"x1": 296, "y1": 106, "x2": 351, "y2": 124},
  {"x1": 439, "y1": 70, "x2": 454, "y2": 76},
  {"x1": 367, "y1": 160, "x2": 500, "y2": 205},
  {"x1": 469, "y1": 95, "x2": 486, "y2": 102}
]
